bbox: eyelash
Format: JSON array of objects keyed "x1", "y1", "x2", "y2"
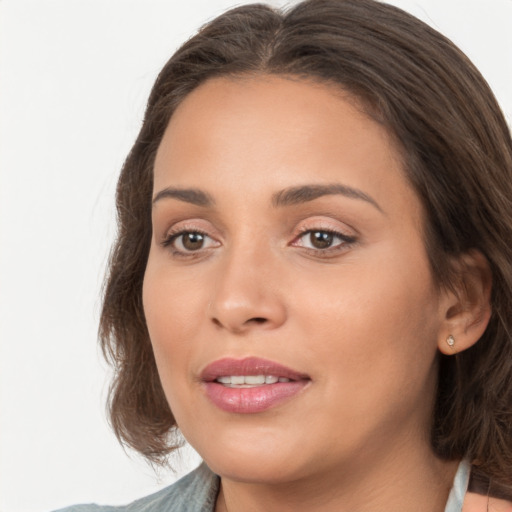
[
  {"x1": 160, "y1": 227, "x2": 357, "y2": 258},
  {"x1": 161, "y1": 228, "x2": 217, "y2": 257},
  {"x1": 291, "y1": 229, "x2": 357, "y2": 256}
]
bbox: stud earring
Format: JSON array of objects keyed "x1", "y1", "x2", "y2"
[{"x1": 446, "y1": 335, "x2": 455, "y2": 348}]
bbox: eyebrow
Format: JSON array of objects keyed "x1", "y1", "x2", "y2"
[
  {"x1": 152, "y1": 183, "x2": 382, "y2": 212},
  {"x1": 272, "y1": 184, "x2": 383, "y2": 212},
  {"x1": 152, "y1": 187, "x2": 215, "y2": 207}
]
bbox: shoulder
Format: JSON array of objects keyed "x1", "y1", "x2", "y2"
[
  {"x1": 463, "y1": 492, "x2": 512, "y2": 512},
  {"x1": 463, "y1": 466, "x2": 512, "y2": 512},
  {"x1": 52, "y1": 463, "x2": 220, "y2": 512}
]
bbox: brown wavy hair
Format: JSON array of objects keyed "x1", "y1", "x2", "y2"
[{"x1": 100, "y1": 0, "x2": 512, "y2": 496}]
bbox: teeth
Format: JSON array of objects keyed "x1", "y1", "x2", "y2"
[
  {"x1": 245, "y1": 375, "x2": 265, "y2": 385},
  {"x1": 215, "y1": 375, "x2": 289, "y2": 387}
]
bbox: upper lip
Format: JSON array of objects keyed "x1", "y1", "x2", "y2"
[{"x1": 200, "y1": 357, "x2": 310, "y2": 382}]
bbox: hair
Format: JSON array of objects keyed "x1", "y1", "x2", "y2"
[{"x1": 99, "y1": 0, "x2": 512, "y2": 496}]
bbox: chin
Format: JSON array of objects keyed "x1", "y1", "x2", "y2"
[
  {"x1": 186, "y1": 424, "x2": 311, "y2": 483},
  {"x1": 205, "y1": 452, "x2": 304, "y2": 484}
]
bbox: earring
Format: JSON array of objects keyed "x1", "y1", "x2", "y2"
[{"x1": 446, "y1": 335, "x2": 455, "y2": 348}]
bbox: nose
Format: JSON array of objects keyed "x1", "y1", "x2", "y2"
[{"x1": 209, "y1": 244, "x2": 287, "y2": 334}]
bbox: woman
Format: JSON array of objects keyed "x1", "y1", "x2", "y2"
[{"x1": 59, "y1": 0, "x2": 512, "y2": 510}]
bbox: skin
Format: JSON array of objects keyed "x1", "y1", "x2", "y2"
[
  {"x1": 143, "y1": 75, "x2": 490, "y2": 511},
  {"x1": 464, "y1": 493, "x2": 512, "y2": 512}
]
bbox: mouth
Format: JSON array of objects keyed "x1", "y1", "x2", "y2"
[
  {"x1": 200, "y1": 357, "x2": 310, "y2": 413},
  {"x1": 215, "y1": 375, "x2": 293, "y2": 387}
]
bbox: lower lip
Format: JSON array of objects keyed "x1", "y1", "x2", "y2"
[{"x1": 204, "y1": 381, "x2": 309, "y2": 413}]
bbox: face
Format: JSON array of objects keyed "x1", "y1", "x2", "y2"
[{"x1": 143, "y1": 76, "x2": 447, "y2": 485}]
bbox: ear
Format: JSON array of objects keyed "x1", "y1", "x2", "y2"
[{"x1": 437, "y1": 250, "x2": 492, "y2": 355}]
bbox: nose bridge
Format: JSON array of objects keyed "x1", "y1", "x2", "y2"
[{"x1": 209, "y1": 232, "x2": 286, "y2": 332}]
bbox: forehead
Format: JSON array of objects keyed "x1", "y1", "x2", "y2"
[
  {"x1": 153, "y1": 74, "x2": 419, "y2": 222},
  {"x1": 157, "y1": 75, "x2": 381, "y2": 152}
]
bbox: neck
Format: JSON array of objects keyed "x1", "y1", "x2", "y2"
[{"x1": 215, "y1": 445, "x2": 459, "y2": 512}]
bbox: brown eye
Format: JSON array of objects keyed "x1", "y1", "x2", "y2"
[
  {"x1": 309, "y1": 231, "x2": 334, "y2": 249},
  {"x1": 292, "y1": 228, "x2": 356, "y2": 253},
  {"x1": 164, "y1": 230, "x2": 220, "y2": 255},
  {"x1": 181, "y1": 232, "x2": 205, "y2": 251}
]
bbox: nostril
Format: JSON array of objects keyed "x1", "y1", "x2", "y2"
[
  {"x1": 249, "y1": 317, "x2": 267, "y2": 324},
  {"x1": 210, "y1": 316, "x2": 268, "y2": 330}
]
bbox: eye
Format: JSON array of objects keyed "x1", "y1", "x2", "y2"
[
  {"x1": 293, "y1": 229, "x2": 356, "y2": 252},
  {"x1": 163, "y1": 230, "x2": 219, "y2": 254},
  {"x1": 305, "y1": 231, "x2": 337, "y2": 249}
]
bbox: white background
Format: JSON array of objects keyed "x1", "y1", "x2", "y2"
[{"x1": 0, "y1": 1, "x2": 511, "y2": 511}]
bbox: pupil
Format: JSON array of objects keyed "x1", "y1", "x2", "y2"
[
  {"x1": 310, "y1": 231, "x2": 333, "y2": 249},
  {"x1": 183, "y1": 232, "x2": 204, "y2": 250}
]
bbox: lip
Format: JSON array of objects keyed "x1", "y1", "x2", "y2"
[{"x1": 200, "y1": 357, "x2": 310, "y2": 414}]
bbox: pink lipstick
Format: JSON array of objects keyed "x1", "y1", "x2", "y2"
[{"x1": 200, "y1": 357, "x2": 310, "y2": 413}]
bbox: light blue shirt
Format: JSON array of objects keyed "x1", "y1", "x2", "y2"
[
  {"x1": 445, "y1": 460, "x2": 471, "y2": 512},
  {"x1": 54, "y1": 459, "x2": 470, "y2": 512}
]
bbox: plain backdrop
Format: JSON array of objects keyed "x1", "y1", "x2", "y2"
[{"x1": 0, "y1": 1, "x2": 511, "y2": 511}]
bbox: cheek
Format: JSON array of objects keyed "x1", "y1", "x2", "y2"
[
  {"x1": 143, "y1": 253, "x2": 208, "y2": 337},
  {"x1": 295, "y1": 251, "x2": 438, "y2": 337},
  {"x1": 142, "y1": 258, "x2": 208, "y2": 396},
  {"x1": 291, "y1": 247, "x2": 441, "y2": 405}
]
